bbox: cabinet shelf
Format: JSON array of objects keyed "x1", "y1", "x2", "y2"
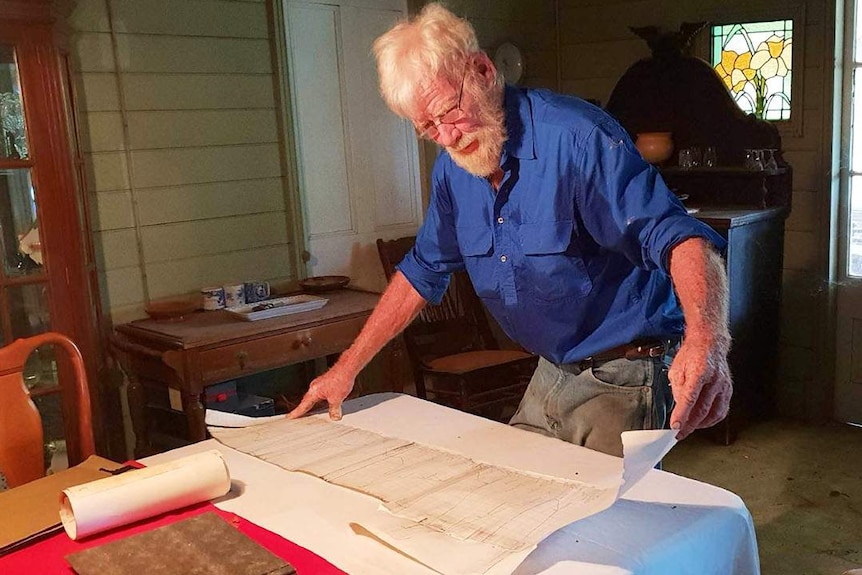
[
  {"x1": 660, "y1": 164, "x2": 792, "y2": 210},
  {"x1": 661, "y1": 166, "x2": 789, "y2": 177}
]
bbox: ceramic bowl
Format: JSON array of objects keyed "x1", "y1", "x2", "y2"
[{"x1": 635, "y1": 132, "x2": 674, "y2": 164}]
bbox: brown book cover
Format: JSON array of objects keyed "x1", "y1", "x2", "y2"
[{"x1": 65, "y1": 511, "x2": 295, "y2": 575}]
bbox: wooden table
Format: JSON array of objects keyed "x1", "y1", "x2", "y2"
[
  {"x1": 0, "y1": 394, "x2": 760, "y2": 574},
  {"x1": 111, "y1": 289, "x2": 381, "y2": 456},
  {"x1": 145, "y1": 394, "x2": 760, "y2": 575}
]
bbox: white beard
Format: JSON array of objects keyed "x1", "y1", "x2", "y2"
[
  {"x1": 446, "y1": 91, "x2": 507, "y2": 178},
  {"x1": 448, "y1": 126, "x2": 505, "y2": 177}
]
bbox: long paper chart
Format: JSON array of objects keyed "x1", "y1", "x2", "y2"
[{"x1": 209, "y1": 415, "x2": 675, "y2": 575}]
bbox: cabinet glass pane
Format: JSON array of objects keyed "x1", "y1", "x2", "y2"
[
  {"x1": 23, "y1": 343, "x2": 59, "y2": 392},
  {"x1": 0, "y1": 168, "x2": 41, "y2": 276},
  {"x1": 8, "y1": 282, "x2": 50, "y2": 338},
  {"x1": 33, "y1": 392, "x2": 69, "y2": 473},
  {"x1": 0, "y1": 45, "x2": 28, "y2": 160}
]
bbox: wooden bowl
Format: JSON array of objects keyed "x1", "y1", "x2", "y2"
[
  {"x1": 299, "y1": 275, "x2": 350, "y2": 293},
  {"x1": 144, "y1": 299, "x2": 199, "y2": 321},
  {"x1": 635, "y1": 132, "x2": 674, "y2": 164}
]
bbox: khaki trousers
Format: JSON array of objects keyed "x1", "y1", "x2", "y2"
[{"x1": 509, "y1": 351, "x2": 675, "y2": 457}]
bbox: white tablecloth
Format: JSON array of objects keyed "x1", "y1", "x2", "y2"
[{"x1": 144, "y1": 393, "x2": 759, "y2": 575}]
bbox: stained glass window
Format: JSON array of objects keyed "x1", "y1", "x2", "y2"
[{"x1": 711, "y1": 20, "x2": 793, "y2": 121}]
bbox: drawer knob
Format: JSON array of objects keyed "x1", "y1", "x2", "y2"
[
  {"x1": 292, "y1": 336, "x2": 313, "y2": 349},
  {"x1": 236, "y1": 351, "x2": 249, "y2": 369}
]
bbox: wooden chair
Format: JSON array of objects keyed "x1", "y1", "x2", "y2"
[
  {"x1": 376, "y1": 237, "x2": 537, "y2": 419},
  {"x1": 0, "y1": 332, "x2": 94, "y2": 488}
]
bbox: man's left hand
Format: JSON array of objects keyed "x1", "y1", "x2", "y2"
[{"x1": 668, "y1": 336, "x2": 732, "y2": 439}]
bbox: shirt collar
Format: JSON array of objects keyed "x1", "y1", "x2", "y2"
[{"x1": 503, "y1": 84, "x2": 536, "y2": 161}]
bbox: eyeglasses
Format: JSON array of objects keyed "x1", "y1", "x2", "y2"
[{"x1": 415, "y1": 70, "x2": 466, "y2": 141}]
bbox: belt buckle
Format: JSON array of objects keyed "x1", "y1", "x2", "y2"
[
  {"x1": 644, "y1": 344, "x2": 665, "y2": 358},
  {"x1": 628, "y1": 343, "x2": 665, "y2": 359},
  {"x1": 577, "y1": 357, "x2": 594, "y2": 371}
]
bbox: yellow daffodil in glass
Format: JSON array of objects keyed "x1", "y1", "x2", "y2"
[
  {"x1": 715, "y1": 50, "x2": 755, "y2": 93},
  {"x1": 711, "y1": 21, "x2": 793, "y2": 121}
]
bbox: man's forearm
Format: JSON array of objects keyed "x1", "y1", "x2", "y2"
[
  {"x1": 668, "y1": 237, "x2": 730, "y2": 344},
  {"x1": 334, "y1": 271, "x2": 427, "y2": 377}
]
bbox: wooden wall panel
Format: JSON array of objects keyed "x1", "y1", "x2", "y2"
[
  {"x1": 121, "y1": 75, "x2": 275, "y2": 110},
  {"x1": 125, "y1": 110, "x2": 278, "y2": 149},
  {"x1": 129, "y1": 145, "x2": 282, "y2": 188},
  {"x1": 70, "y1": 0, "x2": 295, "y2": 323},
  {"x1": 89, "y1": 190, "x2": 134, "y2": 231},
  {"x1": 109, "y1": 0, "x2": 269, "y2": 38},
  {"x1": 146, "y1": 245, "x2": 293, "y2": 299},
  {"x1": 140, "y1": 213, "x2": 289, "y2": 263},
  {"x1": 135, "y1": 179, "x2": 285, "y2": 225}
]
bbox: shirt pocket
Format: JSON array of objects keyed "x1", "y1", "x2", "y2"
[
  {"x1": 519, "y1": 220, "x2": 592, "y2": 302},
  {"x1": 456, "y1": 225, "x2": 498, "y2": 299}
]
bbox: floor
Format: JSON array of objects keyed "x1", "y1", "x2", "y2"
[{"x1": 663, "y1": 418, "x2": 862, "y2": 575}]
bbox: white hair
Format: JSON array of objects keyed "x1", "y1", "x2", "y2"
[{"x1": 372, "y1": 3, "x2": 489, "y2": 118}]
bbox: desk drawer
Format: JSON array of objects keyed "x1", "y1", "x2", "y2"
[{"x1": 198, "y1": 316, "x2": 365, "y2": 384}]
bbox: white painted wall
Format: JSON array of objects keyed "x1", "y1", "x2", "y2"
[{"x1": 70, "y1": 0, "x2": 296, "y2": 324}]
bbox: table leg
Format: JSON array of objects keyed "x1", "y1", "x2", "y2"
[
  {"x1": 185, "y1": 393, "x2": 207, "y2": 442},
  {"x1": 384, "y1": 338, "x2": 407, "y2": 394},
  {"x1": 126, "y1": 371, "x2": 149, "y2": 458}
]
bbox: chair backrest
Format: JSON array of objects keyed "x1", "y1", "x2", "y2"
[
  {"x1": 376, "y1": 237, "x2": 498, "y2": 365},
  {"x1": 0, "y1": 332, "x2": 94, "y2": 488}
]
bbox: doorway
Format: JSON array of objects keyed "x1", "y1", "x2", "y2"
[
  {"x1": 836, "y1": 0, "x2": 862, "y2": 424},
  {"x1": 281, "y1": 0, "x2": 423, "y2": 292}
]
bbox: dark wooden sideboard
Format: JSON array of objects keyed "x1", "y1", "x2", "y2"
[
  {"x1": 663, "y1": 165, "x2": 789, "y2": 443},
  {"x1": 693, "y1": 204, "x2": 788, "y2": 442},
  {"x1": 111, "y1": 289, "x2": 382, "y2": 456},
  {"x1": 602, "y1": 32, "x2": 794, "y2": 441}
]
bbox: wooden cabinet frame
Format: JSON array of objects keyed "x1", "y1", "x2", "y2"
[{"x1": 0, "y1": 1, "x2": 104, "y2": 463}]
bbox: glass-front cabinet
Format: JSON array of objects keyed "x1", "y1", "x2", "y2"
[
  {"x1": 0, "y1": 4, "x2": 102, "y2": 472},
  {"x1": 0, "y1": 48, "x2": 46, "y2": 343}
]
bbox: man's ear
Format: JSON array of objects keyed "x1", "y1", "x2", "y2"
[{"x1": 473, "y1": 52, "x2": 497, "y2": 87}]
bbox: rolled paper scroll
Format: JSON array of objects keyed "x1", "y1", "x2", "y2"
[{"x1": 59, "y1": 449, "x2": 230, "y2": 540}]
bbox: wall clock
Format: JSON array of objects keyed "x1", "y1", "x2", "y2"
[{"x1": 493, "y1": 41, "x2": 525, "y2": 84}]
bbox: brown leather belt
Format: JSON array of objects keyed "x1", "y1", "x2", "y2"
[{"x1": 568, "y1": 338, "x2": 680, "y2": 372}]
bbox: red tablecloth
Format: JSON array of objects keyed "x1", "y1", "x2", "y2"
[{"x1": 0, "y1": 500, "x2": 345, "y2": 574}]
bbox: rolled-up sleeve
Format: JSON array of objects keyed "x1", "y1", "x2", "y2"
[
  {"x1": 396, "y1": 161, "x2": 465, "y2": 304},
  {"x1": 575, "y1": 120, "x2": 726, "y2": 274},
  {"x1": 650, "y1": 212, "x2": 727, "y2": 273}
]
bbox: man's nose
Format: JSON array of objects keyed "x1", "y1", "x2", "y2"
[{"x1": 434, "y1": 124, "x2": 462, "y2": 147}]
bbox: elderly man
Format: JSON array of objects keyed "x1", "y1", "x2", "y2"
[{"x1": 289, "y1": 3, "x2": 731, "y2": 456}]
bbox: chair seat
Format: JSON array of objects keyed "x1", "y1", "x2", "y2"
[
  {"x1": 425, "y1": 350, "x2": 534, "y2": 375},
  {"x1": 377, "y1": 236, "x2": 536, "y2": 417}
]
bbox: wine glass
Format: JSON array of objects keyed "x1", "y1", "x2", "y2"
[
  {"x1": 678, "y1": 149, "x2": 694, "y2": 170},
  {"x1": 751, "y1": 149, "x2": 765, "y2": 171},
  {"x1": 703, "y1": 146, "x2": 717, "y2": 167},
  {"x1": 764, "y1": 149, "x2": 779, "y2": 174}
]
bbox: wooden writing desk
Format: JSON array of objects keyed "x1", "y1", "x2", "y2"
[{"x1": 111, "y1": 289, "x2": 380, "y2": 456}]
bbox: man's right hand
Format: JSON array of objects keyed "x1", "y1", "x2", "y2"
[
  {"x1": 287, "y1": 271, "x2": 427, "y2": 421},
  {"x1": 287, "y1": 367, "x2": 355, "y2": 421}
]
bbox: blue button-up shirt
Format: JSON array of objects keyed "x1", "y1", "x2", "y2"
[{"x1": 398, "y1": 86, "x2": 726, "y2": 365}]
